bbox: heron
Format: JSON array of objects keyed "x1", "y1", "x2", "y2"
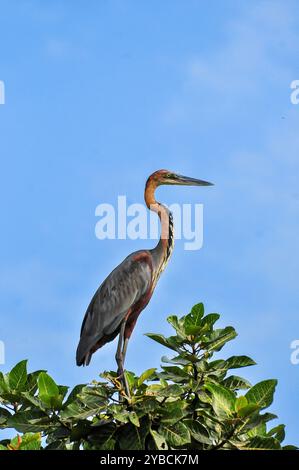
[{"x1": 76, "y1": 170, "x2": 213, "y2": 395}]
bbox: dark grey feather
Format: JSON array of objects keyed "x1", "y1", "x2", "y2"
[{"x1": 76, "y1": 251, "x2": 152, "y2": 366}]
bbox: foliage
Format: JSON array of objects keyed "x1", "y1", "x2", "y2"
[{"x1": 0, "y1": 303, "x2": 296, "y2": 450}]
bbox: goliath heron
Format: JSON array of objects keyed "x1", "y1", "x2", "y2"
[{"x1": 76, "y1": 170, "x2": 212, "y2": 394}]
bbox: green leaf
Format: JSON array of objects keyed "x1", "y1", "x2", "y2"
[
  {"x1": 207, "y1": 359, "x2": 226, "y2": 372},
  {"x1": 159, "y1": 421, "x2": 190, "y2": 447},
  {"x1": 61, "y1": 398, "x2": 105, "y2": 420},
  {"x1": 137, "y1": 368, "x2": 156, "y2": 387},
  {"x1": 25, "y1": 370, "x2": 46, "y2": 394},
  {"x1": 0, "y1": 407, "x2": 11, "y2": 426},
  {"x1": 7, "y1": 410, "x2": 53, "y2": 433},
  {"x1": 157, "y1": 384, "x2": 182, "y2": 397},
  {"x1": 63, "y1": 384, "x2": 86, "y2": 408},
  {"x1": 190, "y1": 303, "x2": 205, "y2": 320},
  {"x1": 225, "y1": 355, "x2": 256, "y2": 369},
  {"x1": 47, "y1": 425, "x2": 70, "y2": 443},
  {"x1": 129, "y1": 411, "x2": 140, "y2": 427},
  {"x1": 235, "y1": 396, "x2": 248, "y2": 413},
  {"x1": 113, "y1": 410, "x2": 129, "y2": 424},
  {"x1": 9, "y1": 360, "x2": 28, "y2": 391},
  {"x1": 69, "y1": 420, "x2": 92, "y2": 441},
  {"x1": 150, "y1": 429, "x2": 168, "y2": 450},
  {"x1": 88, "y1": 422, "x2": 116, "y2": 450},
  {"x1": 161, "y1": 355, "x2": 190, "y2": 366},
  {"x1": 268, "y1": 424, "x2": 285, "y2": 443},
  {"x1": 124, "y1": 371, "x2": 136, "y2": 391},
  {"x1": 184, "y1": 420, "x2": 212, "y2": 445},
  {"x1": 200, "y1": 313, "x2": 220, "y2": 329},
  {"x1": 78, "y1": 390, "x2": 107, "y2": 408},
  {"x1": 140, "y1": 397, "x2": 159, "y2": 413},
  {"x1": 58, "y1": 385, "x2": 69, "y2": 401},
  {"x1": 204, "y1": 327, "x2": 237, "y2": 352},
  {"x1": 167, "y1": 316, "x2": 186, "y2": 337},
  {"x1": 21, "y1": 392, "x2": 45, "y2": 411},
  {"x1": 160, "y1": 402, "x2": 186, "y2": 425},
  {"x1": 145, "y1": 334, "x2": 179, "y2": 352},
  {"x1": 38, "y1": 372, "x2": 59, "y2": 398},
  {"x1": 237, "y1": 403, "x2": 259, "y2": 418},
  {"x1": 0, "y1": 372, "x2": 9, "y2": 394},
  {"x1": 37, "y1": 372, "x2": 60, "y2": 407},
  {"x1": 184, "y1": 303, "x2": 204, "y2": 335},
  {"x1": 119, "y1": 418, "x2": 150, "y2": 450},
  {"x1": 247, "y1": 422, "x2": 267, "y2": 438},
  {"x1": 246, "y1": 435, "x2": 281, "y2": 450},
  {"x1": 158, "y1": 366, "x2": 189, "y2": 383},
  {"x1": 246, "y1": 380, "x2": 277, "y2": 409},
  {"x1": 205, "y1": 382, "x2": 236, "y2": 418},
  {"x1": 222, "y1": 375, "x2": 252, "y2": 390},
  {"x1": 184, "y1": 324, "x2": 202, "y2": 336},
  {"x1": 19, "y1": 432, "x2": 41, "y2": 450},
  {"x1": 244, "y1": 412, "x2": 277, "y2": 428}
]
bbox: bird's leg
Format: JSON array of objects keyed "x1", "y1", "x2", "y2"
[
  {"x1": 115, "y1": 320, "x2": 126, "y2": 378},
  {"x1": 115, "y1": 320, "x2": 131, "y2": 398},
  {"x1": 122, "y1": 337, "x2": 129, "y2": 364},
  {"x1": 121, "y1": 337, "x2": 130, "y2": 398}
]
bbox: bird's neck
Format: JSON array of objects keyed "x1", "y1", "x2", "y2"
[{"x1": 145, "y1": 179, "x2": 175, "y2": 280}]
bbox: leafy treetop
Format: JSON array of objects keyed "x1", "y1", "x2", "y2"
[{"x1": 0, "y1": 303, "x2": 296, "y2": 450}]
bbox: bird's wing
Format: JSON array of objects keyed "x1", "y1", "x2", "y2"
[{"x1": 76, "y1": 251, "x2": 153, "y2": 365}]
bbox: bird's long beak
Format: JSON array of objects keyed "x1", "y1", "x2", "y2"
[{"x1": 174, "y1": 174, "x2": 213, "y2": 186}]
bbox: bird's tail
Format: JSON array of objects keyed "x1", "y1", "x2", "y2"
[
  {"x1": 76, "y1": 331, "x2": 117, "y2": 367},
  {"x1": 76, "y1": 336, "x2": 95, "y2": 366}
]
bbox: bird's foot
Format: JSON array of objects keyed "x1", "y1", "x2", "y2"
[{"x1": 117, "y1": 368, "x2": 131, "y2": 400}]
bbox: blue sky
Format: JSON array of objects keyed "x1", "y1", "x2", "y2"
[{"x1": 0, "y1": 0, "x2": 299, "y2": 444}]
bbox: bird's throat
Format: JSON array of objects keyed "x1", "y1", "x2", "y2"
[{"x1": 151, "y1": 205, "x2": 175, "y2": 286}]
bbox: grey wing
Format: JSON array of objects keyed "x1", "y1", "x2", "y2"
[{"x1": 76, "y1": 252, "x2": 152, "y2": 366}]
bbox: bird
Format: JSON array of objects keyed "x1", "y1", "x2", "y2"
[{"x1": 76, "y1": 170, "x2": 213, "y2": 395}]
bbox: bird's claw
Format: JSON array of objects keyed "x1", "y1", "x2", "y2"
[{"x1": 116, "y1": 370, "x2": 131, "y2": 400}]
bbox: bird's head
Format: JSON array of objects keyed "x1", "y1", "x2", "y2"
[{"x1": 148, "y1": 169, "x2": 213, "y2": 187}]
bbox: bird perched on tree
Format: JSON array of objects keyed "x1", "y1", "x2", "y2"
[{"x1": 76, "y1": 170, "x2": 212, "y2": 395}]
